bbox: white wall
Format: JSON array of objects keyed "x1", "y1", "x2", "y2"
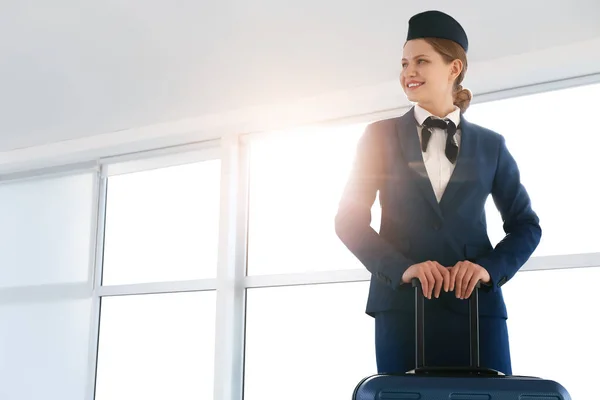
[
  {"x1": 0, "y1": 170, "x2": 98, "y2": 400},
  {"x1": 1, "y1": 0, "x2": 599, "y2": 156}
]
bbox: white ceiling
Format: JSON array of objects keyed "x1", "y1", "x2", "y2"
[{"x1": 1, "y1": 0, "x2": 599, "y2": 151}]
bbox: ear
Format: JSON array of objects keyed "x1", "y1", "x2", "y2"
[{"x1": 449, "y1": 59, "x2": 463, "y2": 81}]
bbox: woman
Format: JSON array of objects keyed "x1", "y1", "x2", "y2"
[{"x1": 335, "y1": 10, "x2": 541, "y2": 375}]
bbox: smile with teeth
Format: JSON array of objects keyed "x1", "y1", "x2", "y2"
[{"x1": 407, "y1": 82, "x2": 424, "y2": 88}]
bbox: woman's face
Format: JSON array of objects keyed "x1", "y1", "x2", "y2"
[{"x1": 400, "y1": 39, "x2": 459, "y2": 105}]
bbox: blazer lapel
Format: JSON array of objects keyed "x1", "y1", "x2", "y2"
[
  {"x1": 439, "y1": 114, "x2": 476, "y2": 211},
  {"x1": 396, "y1": 108, "x2": 443, "y2": 220}
]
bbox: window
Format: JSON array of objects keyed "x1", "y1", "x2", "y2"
[
  {"x1": 246, "y1": 125, "x2": 381, "y2": 275},
  {"x1": 0, "y1": 171, "x2": 95, "y2": 287},
  {"x1": 244, "y1": 282, "x2": 375, "y2": 400},
  {"x1": 102, "y1": 159, "x2": 221, "y2": 285},
  {"x1": 466, "y1": 83, "x2": 600, "y2": 256},
  {"x1": 502, "y1": 267, "x2": 600, "y2": 399},
  {"x1": 95, "y1": 149, "x2": 220, "y2": 399},
  {"x1": 94, "y1": 291, "x2": 216, "y2": 400}
]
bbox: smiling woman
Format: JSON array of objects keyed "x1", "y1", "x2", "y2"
[{"x1": 336, "y1": 10, "x2": 541, "y2": 378}]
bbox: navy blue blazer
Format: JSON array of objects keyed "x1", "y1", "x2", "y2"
[{"x1": 335, "y1": 107, "x2": 541, "y2": 319}]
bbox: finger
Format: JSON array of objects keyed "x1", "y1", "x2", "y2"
[
  {"x1": 440, "y1": 265, "x2": 452, "y2": 292},
  {"x1": 437, "y1": 263, "x2": 450, "y2": 293},
  {"x1": 462, "y1": 263, "x2": 477, "y2": 298},
  {"x1": 461, "y1": 268, "x2": 473, "y2": 299},
  {"x1": 418, "y1": 273, "x2": 428, "y2": 300},
  {"x1": 431, "y1": 265, "x2": 443, "y2": 298},
  {"x1": 424, "y1": 268, "x2": 435, "y2": 299},
  {"x1": 455, "y1": 263, "x2": 467, "y2": 298},
  {"x1": 450, "y1": 262, "x2": 462, "y2": 292},
  {"x1": 464, "y1": 273, "x2": 479, "y2": 299},
  {"x1": 450, "y1": 261, "x2": 463, "y2": 290},
  {"x1": 448, "y1": 264, "x2": 457, "y2": 291}
]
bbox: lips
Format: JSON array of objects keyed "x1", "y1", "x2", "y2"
[{"x1": 406, "y1": 81, "x2": 424, "y2": 90}]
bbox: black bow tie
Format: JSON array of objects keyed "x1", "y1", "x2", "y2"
[{"x1": 421, "y1": 116, "x2": 459, "y2": 164}]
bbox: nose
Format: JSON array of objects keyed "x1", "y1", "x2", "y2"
[{"x1": 405, "y1": 64, "x2": 417, "y2": 77}]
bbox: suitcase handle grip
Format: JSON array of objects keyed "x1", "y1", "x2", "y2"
[{"x1": 410, "y1": 278, "x2": 502, "y2": 376}]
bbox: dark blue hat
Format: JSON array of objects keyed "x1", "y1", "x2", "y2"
[{"x1": 406, "y1": 10, "x2": 468, "y2": 52}]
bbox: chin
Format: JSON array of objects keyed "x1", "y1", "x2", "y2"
[{"x1": 405, "y1": 92, "x2": 421, "y2": 103}]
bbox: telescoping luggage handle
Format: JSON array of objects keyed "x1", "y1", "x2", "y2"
[{"x1": 409, "y1": 278, "x2": 503, "y2": 376}]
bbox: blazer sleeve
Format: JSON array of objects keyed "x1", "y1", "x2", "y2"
[
  {"x1": 335, "y1": 124, "x2": 416, "y2": 289},
  {"x1": 475, "y1": 135, "x2": 542, "y2": 291}
]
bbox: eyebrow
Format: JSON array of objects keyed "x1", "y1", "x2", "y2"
[{"x1": 401, "y1": 54, "x2": 429, "y2": 61}]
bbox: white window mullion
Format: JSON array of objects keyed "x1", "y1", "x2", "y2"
[
  {"x1": 245, "y1": 269, "x2": 370, "y2": 289},
  {"x1": 97, "y1": 279, "x2": 218, "y2": 297},
  {"x1": 213, "y1": 135, "x2": 249, "y2": 400},
  {"x1": 101, "y1": 140, "x2": 220, "y2": 178},
  {"x1": 522, "y1": 253, "x2": 600, "y2": 271},
  {"x1": 85, "y1": 170, "x2": 107, "y2": 400}
]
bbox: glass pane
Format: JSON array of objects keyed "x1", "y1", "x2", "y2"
[
  {"x1": 467, "y1": 83, "x2": 600, "y2": 256},
  {"x1": 102, "y1": 160, "x2": 221, "y2": 285},
  {"x1": 503, "y1": 267, "x2": 600, "y2": 399},
  {"x1": 95, "y1": 291, "x2": 216, "y2": 400},
  {"x1": 244, "y1": 282, "x2": 375, "y2": 400},
  {"x1": 0, "y1": 171, "x2": 95, "y2": 287},
  {"x1": 247, "y1": 125, "x2": 381, "y2": 275},
  {"x1": 0, "y1": 298, "x2": 92, "y2": 400}
]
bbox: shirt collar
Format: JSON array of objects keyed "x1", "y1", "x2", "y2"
[{"x1": 414, "y1": 104, "x2": 461, "y2": 127}]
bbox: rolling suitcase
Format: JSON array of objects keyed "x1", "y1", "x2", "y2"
[{"x1": 353, "y1": 279, "x2": 571, "y2": 399}]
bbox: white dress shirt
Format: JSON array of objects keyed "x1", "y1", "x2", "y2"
[{"x1": 413, "y1": 104, "x2": 462, "y2": 203}]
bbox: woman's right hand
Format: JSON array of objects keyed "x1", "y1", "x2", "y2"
[{"x1": 401, "y1": 261, "x2": 450, "y2": 299}]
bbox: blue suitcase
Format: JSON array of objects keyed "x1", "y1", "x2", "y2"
[{"x1": 352, "y1": 279, "x2": 571, "y2": 399}]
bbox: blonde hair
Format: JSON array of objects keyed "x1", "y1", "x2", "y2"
[{"x1": 423, "y1": 37, "x2": 472, "y2": 113}]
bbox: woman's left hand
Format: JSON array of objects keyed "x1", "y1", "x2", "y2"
[{"x1": 448, "y1": 261, "x2": 491, "y2": 299}]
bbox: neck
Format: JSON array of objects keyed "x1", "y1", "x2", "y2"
[{"x1": 418, "y1": 100, "x2": 456, "y2": 118}]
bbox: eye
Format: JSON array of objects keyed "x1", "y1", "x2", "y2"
[
  {"x1": 401, "y1": 62, "x2": 408, "y2": 68},
  {"x1": 417, "y1": 59, "x2": 427, "y2": 64}
]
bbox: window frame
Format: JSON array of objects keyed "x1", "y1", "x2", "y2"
[
  {"x1": 229, "y1": 74, "x2": 600, "y2": 399},
  {"x1": 92, "y1": 75, "x2": 600, "y2": 400},
  {"x1": 87, "y1": 139, "x2": 223, "y2": 400},
  {"x1": 1, "y1": 73, "x2": 598, "y2": 400}
]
